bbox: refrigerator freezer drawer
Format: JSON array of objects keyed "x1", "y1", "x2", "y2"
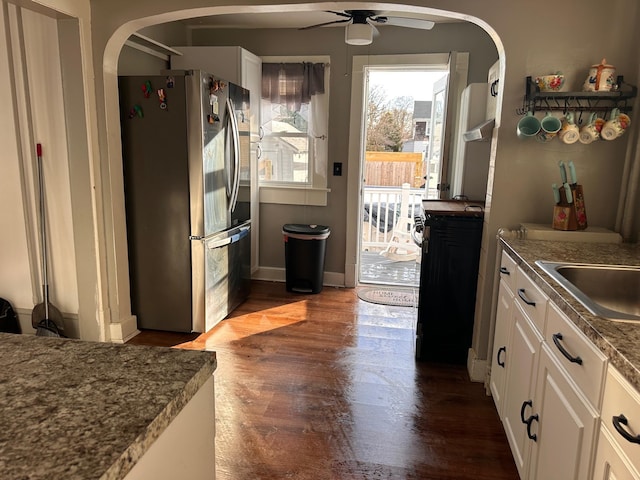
[{"x1": 196, "y1": 224, "x2": 251, "y2": 333}]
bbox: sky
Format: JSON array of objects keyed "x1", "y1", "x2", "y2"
[{"x1": 368, "y1": 70, "x2": 447, "y2": 102}]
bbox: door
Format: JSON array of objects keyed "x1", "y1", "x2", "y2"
[
  {"x1": 357, "y1": 66, "x2": 447, "y2": 287},
  {"x1": 425, "y1": 51, "x2": 458, "y2": 200},
  {"x1": 345, "y1": 53, "x2": 468, "y2": 288}
]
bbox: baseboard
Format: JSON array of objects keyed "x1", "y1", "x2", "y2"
[
  {"x1": 252, "y1": 267, "x2": 345, "y2": 288},
  {"x1": 15, "y1": 307, "x2": 78, "y2": 338},
  {"x1": 467, "y1": 348, "x2": 488, "y2": 384},
  {"x1": 110, "y1": 314, "x2": 139, "y2": 343}
]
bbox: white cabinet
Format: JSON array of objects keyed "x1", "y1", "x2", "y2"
[
  {"x1": 486, "y1": 59, "x2": 499, "y2": 120},
  {"x1": 594, "y1": 426, "x2": 640, "y2": 480},
  {"x1": 594, "y1": 366, "x2": 640, "y2": 479},
  {"x1": 491, "y1": 256, "x2": 607, "y2": 480},
  {"x1": 170, "y1": 46, "x2": 262, "y2": 274},
  {"x1": 502, "y1": 300, "x2": 543, "y2": 478},
  {"x1": 528, "y1": 344, "x2": 599, "y2": 480},
  {"x1": 489, "y1": 251, "x2": 518, "y2": 415},
  {"x1": 490, "y1": 280, "x2": 514, "y2": 415}
]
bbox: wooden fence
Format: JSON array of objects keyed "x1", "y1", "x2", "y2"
[{"x1": 364, "y1": 151, "x2": 424, "y2": 188}]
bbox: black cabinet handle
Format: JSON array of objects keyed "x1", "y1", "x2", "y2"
[
  {"x1": 497, "y1": 346, "x2": 506, "y2": 367},
  {"x1": 499, "y1": 267, "x2": 510, "y2": 275},
  {"x1": 520, "y1": 400, "x2": 533, "y2": 424},
  {"x1": 526, "y1": 414, "x2": 539, "y2": 442},
  {"x1": 491, "y1": 79, "x2": 499, "y2": 97},
  {"x1": 552, "y1": 333, "x2": 583, "y2": 365},
  {"x1": 518, "y1": 288, "x2": 536, "y2": 307},
  {"x1": 613, "y1": 414, "x2": 640, "y2": 444}
]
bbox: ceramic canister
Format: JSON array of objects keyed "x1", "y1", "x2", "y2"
[{"x1": 583, "y1": 58, "x2": 616, "y2": 92}]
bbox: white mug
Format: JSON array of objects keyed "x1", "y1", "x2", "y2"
[
  {"x1": 601, "y1": 108, "x2": 631, "y2": 141},
  {"x1": 559, "y1": 112, "x2": 579, "y2": 145},
  {"x1": 579, "y1": 113, "x2": 604, "y2": 144}
]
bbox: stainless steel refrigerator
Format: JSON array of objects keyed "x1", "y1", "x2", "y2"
[{"x1": 119, "y1": 70, "x2": 251, "y2": 333}]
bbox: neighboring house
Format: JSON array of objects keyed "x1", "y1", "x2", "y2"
[{"x1": 403, "y1": 100, "x2": 432, "y2": 156}]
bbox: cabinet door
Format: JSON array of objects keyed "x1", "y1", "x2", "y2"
[
  {"x1": 502, "y1": 302, "x2": 542, "y2": 478},
  {"x1": 528, "y1": 345, "x2": 599, "y2": 480},
  {"x1": 490, "y1": 279, "x2": 514, "y2": 417},
  {"x1": 240, "y1": 49, "x2": 262, "y2": 141},
  {"x1": 593, "y1": 426, "x2": 640, "y2": 480}
]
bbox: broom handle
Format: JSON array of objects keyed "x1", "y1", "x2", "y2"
[{"x1": 37, "y1": 143, "x2": 49, "y2": 320}]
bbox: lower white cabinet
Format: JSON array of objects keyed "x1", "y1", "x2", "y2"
[
  {"x1": 593, "y1": 426, "x2": 640, "y2": 480},
  {"x1": 528, "y1": 344, "x2": 599, "y2": 480},
  {"x1": 501, "y1": 301, "x2": 543, "y2": 478},
  {"x1": 491, "y1": 257, "x2": 608, "y2": 480},
  {"x1": 489, "y1": 279, "x2": 515, "y2": 416},
  {"x1": 593, "y1": 366, "x2": 640, "y2": 480}
]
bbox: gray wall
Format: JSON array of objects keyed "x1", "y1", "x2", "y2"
[{"x1": 136, "y1": 23, "x2": 498, "y2": 273}]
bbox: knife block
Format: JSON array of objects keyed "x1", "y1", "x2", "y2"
[{"x1": 552, "y1": 184, "x2": 588, "y2": 231}]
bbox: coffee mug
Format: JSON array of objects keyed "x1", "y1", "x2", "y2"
[
  {"x1": 558, "y1": 112, "x2": 579, "y2": 144},
  {"x1": 517, "y1": 112, "x2": 541, "y2": 139},
  {"x1": 536, "y1": 113, "x2": 562, "y2": 143},
  {"x1": 601, "y1": 108, "x2": 631, "y2": 140},
  {"x1": 579, "y1": 113, "x2": 604, "y2": 144}
]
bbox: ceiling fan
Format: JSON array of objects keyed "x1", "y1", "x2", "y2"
[{"x1": 300, "y1": 10, "x2": 435, "y2": 46}]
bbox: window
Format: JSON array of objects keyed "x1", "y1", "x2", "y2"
[{"x1": 259, "y1": 56, "x2": 330, "y2": 206}]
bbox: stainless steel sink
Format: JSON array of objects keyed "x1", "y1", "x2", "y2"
[{"x1": 535, "y1": 261, "x2": 640, "y2": 322}]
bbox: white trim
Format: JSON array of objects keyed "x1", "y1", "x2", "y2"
[
  {"x1": 109, "y1": 314, "x2": 139, "y2": 344},
  {"x1": 259, "y1": 185, "x2": 330, "y2": 206},
  {"x1": 467, "y1": 347, "x2": 488, "y2": 384},
  {"x1": 252, "y1": 267, "x2": 344, "y2": 288},
  {"x1": 124, "y1": 40, "x2": 169, "y2": 61}
]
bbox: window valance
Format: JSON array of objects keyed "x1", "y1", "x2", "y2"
[{"x1": 261, "y1": 62, "x2": 325, "y2": 111}]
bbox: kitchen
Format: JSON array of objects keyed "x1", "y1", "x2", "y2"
[{"x1": 1, "y1": 0, "x2": 640, "y2": 478}]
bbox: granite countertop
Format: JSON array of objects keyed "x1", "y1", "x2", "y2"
[
  {"x1": 500, "y1": 237, "x2": 640, "y2": 392},
  {"x1": 0, "y1": 334, "x2": 216, "y2": 480}
]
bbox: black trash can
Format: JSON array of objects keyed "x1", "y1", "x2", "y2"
[{"x1": 283, "y1": 224, "x2": 330, "y2": 294}]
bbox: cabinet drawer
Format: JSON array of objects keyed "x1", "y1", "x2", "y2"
[
  {"x1": 601, "y1": 366, "x2": 640, "y2": 472},
  {"x1": 514, "y1": 267, "x2": 548, "y2": 334},
  {"x1": 545, "y1": 303, "x2": 607, "y2": 409},
  {"x1": 498, "y1": 250, "x2": 517, "y2": 293}
]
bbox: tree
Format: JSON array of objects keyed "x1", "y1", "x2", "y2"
[{"x1": 366, "y1": 86, "x2": 414, "y2": 152}]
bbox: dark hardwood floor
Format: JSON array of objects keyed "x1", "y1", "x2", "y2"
[{"x1": 128, "y1": 281, "x2": 517, "y2": 479}]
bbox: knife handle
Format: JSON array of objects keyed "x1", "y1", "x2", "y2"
[
  {"x1": 552, "y1": 183, "x2": 560, "y2": 204},
  {"x1": 568, "y1": 161, "x2": 577, "y2": 185},
  {"x1": 559, "y1": 161, "x2": 567, "y2": 184},
  {"x1": 564, "y1": 183, "x2": 573, "y2": 203}
]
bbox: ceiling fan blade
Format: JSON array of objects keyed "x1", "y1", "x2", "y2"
[
  {"x1": 299, "y1": 17, "x2": 351, "y2": 30},
  {"x1": 326, "y1": 10, "x2": 353, "y2": 19},
  {"x1": 373, "y1": 16, "x2": 435, "y2": 30}
]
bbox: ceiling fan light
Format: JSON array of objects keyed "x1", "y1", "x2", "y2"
[{"x1": 345, "y1": 23, "x2": 373, "y2": 45}]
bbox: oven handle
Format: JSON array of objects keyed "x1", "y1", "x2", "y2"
[{"x1": 412, "y1": 215, "x2": 424, "y2": 247}]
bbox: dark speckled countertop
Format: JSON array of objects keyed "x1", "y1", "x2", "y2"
[
  {"x1": 0, "y1": 334, "x2": 216, "y2": 480},
  {"x1": 501, "y1": 237, "x2": 640, "y2": 392}
]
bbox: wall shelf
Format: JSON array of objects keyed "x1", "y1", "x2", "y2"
[{"x1": 521, "y1": 76, "x2": 637, "y2": 115}]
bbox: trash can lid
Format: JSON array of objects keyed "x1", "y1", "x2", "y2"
[{"x1": 283, "y1": 224, "x2": 330, "y2": 235}]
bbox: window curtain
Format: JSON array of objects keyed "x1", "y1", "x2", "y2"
[{"x1": 262, "y1": 62, "x2": 325, "y2": 111}]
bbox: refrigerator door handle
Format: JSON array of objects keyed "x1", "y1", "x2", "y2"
[
  {"x1": 226, "y1": 98, "x2": 241, "y2": 213},
  {"x1": 206, "y1": 225, "x2": 250, "y2": 249}
]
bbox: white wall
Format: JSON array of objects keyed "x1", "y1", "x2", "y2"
[
  {"x1": 0, "y1": 0, "x2": 104, "y2": 340},
  {"x1": 1, "y1": 0, "x2": 639, "y2": 359},
  {"x1": 89, "y1": 0, "x2": 639, "y2": 352}
]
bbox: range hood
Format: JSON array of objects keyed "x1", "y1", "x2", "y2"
[{"x1": 463, "y1": 118, "x2": 495, "y2": 142}]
